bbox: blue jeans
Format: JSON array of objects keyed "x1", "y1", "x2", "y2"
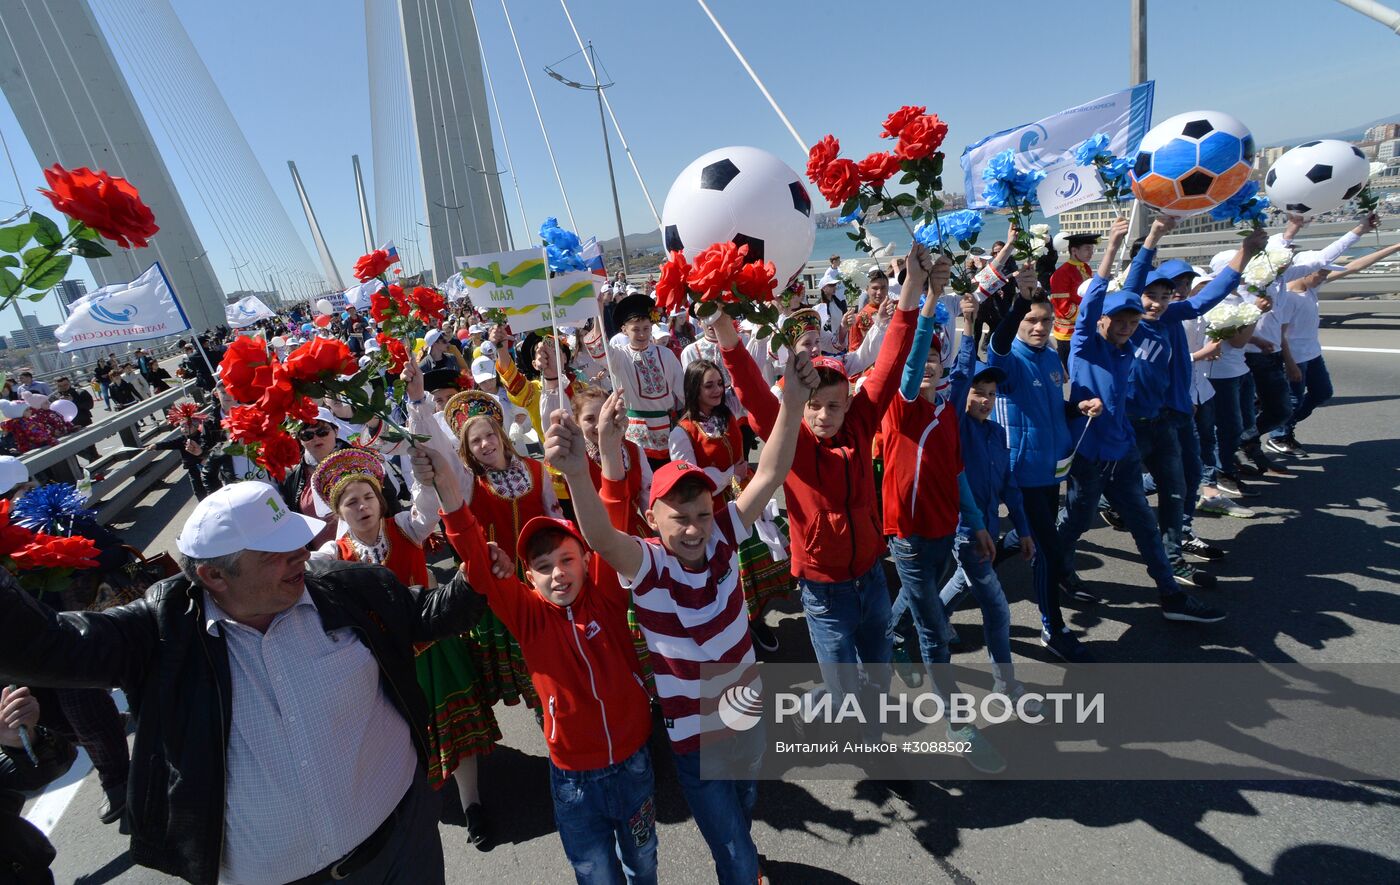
[
  {"x1": 672, "y1": 726, "x2": 764, "y2": 885},
  {"x1": 1059, "y1": 447, "x2": 1180, "y2": 598},
  {"x1": 1206, "y1": 376, "x2": 1244, "y2": 481},
  {"x1": 1166, "y1": 409, "x2": 1202, "y2": 528},
  {"x1": 1195, "y1": 396, "x2": 1219, "y2": 486},
  {"x1": 887, "y1": 534, "x2": 956, "y2": 668},
  {"x1": 1243, "y1": 352, "x2": 1291, "y2": 447},
  {"x1": 939, "y1": 533, "x2": 1017, "y2": 690},
  {"x1": 1134, "y1": 415, "x2": 1187, "y2": 565},
  {"x1": 800, "y1": 563, "x2": 893, "y2": 700},
  {"x1": 550, "y1": 746, "x2": 658, "y2": 885},
  {"x1": 1274, "y1": 355, "x2": 1332, "y2": 437},
  {"x1": 1020, "y1": 484, "x2": 1069, "y2": 631}
]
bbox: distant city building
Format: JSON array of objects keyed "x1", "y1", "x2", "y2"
[
  {"x1": 1252, "y1": 146, "x2": 1289, "y2": 181},
  {"x1": 9, "y1": 314, "x2": 62, "y2": 350},
  {"x1": 54, "y1": 279, "x2": 88, "y2": 309},
  {"x1": 0, "y1": 337, "x2": 8, "y2": 351},
  {"x1": 1364, "y1": 123, "x2": 1400, "y2": 144},
  {"x1": 1378, "y1": 139, "x2": 1400, "y2": 162}
]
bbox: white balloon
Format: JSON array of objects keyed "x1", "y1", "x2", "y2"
[
  {"x1": 51, "y1": 399, "x2": 79, "y2": 422},
  {"x1": 661, "y1": 145, "x2": 817, "y2": 288},
  {"x1": 315, "y1": 298, "x2": 335, "y2": 316},
  {"x1": 1265, "y1": 139, "x2": 1371, "y2": 218}
]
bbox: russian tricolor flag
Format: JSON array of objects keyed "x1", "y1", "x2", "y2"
[
  {"x1": 579, "y1": 236, "x2": 606, "y2": 276},
  {"x1": 379, "y1": 240, "x2": 401, "y2": 264}
]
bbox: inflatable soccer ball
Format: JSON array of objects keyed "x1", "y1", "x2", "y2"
[
  {"x1": 1130, "y1": 111, "x2": 1256, "y2": 216},
  {"x1": 1265, "y1": 139, "x2": 1371, "y2": 218},
  {"x1": 662, "y1": 145, "x2": 817, "y2": 288}
]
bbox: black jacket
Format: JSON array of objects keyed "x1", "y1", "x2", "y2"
[{"x1": 0, "y1": 561, "x2": 486, "y2": 885}]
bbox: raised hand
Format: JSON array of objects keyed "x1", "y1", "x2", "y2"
[
  {"x1": 544, "y1": 410, "x2": 589, "y2": 477},
  {"x1": 402, "y1": 359, "x2": 425, "y2": 402},
  {"x1": 782, "y1": 350, "x2": 821, "y2": 405},
  {"x1": 598, "y1": 390, "x2": 627, "y2": 448}
]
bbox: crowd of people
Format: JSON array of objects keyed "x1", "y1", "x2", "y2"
[{"x1": 0, "y1": 208, "x2": 1390, "y2": 885}]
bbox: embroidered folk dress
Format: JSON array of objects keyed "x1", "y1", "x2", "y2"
[{"x1": 605, "y1": 339, "x2": 684, "y2": 460}]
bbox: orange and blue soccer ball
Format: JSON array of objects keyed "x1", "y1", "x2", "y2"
[{"x1": 1130, "y1": 111, "x2": 1256, "y2": 217}]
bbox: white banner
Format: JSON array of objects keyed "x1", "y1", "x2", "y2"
[
  {"x1": 225, "y1": 294, "x2": 276, "y2": 328},
  {"x1": 56, "y1": 262, "x2": 191, "y2": 352},
  {"x1": 457, "y1": 248, "x2": 552, "y2": 330},
  {"x1": 342, "y1": 278, "x2": 383, "y2": 311},
  {"x1": 960, "y1": 83, "x2": 1155, "y2": 210},
  {"x1": 1036, "y1": 163, "x2": 1106, "y2": 217},
  {"x1": 539, "y1": 271, "x2": 600, "y2": 328}
]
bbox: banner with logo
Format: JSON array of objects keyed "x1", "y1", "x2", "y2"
[
  {"x1": 457, "y1": 248, "x2": 553, "y2": 331},
  {"x1": 539, "y1": 271, "x2": 600, "y2": 327},
  {"x1": 343, "y1": 278, "x2": 383, "y2": 311},
  {"x1": 224, "y1": 294, "x2": 276, "y2": 329},
  {"x1": 1036, "y1": 163, "x2": 1107, "y2": 217},
  {"x1": 960, "y1": 83, "x2": 1155, "y2": 210},
  {"x1": 55, "y1": 262, "x2": 192, "y2": 352}
]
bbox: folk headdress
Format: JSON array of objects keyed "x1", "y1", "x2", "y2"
[
  {"x1": 781, "y1": 308, "x2": 822, "y2": 341},
  {"x1": 311, "y1": 447, "x2": 385, "y2": 511},
  {"x1": 443, "y1": 389, "x2": 504, "y2": 436}
]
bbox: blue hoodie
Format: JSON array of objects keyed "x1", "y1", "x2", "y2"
[
  {"x1": 988, "y1": 298, "x2": 1073, "y2": 488},
  {"x1": 1124, "y1": 246, "x2": 1243, "y2": 416},
  {"x1": 1067, "y1": 275, "x2": 1136, "y2": 461},
  {"x1": 950, "y1": 335, "x2": 1030, "y2": 540},
  {"x1": 1126, "y1": 322, "x2": 1172, "y2": 420}
]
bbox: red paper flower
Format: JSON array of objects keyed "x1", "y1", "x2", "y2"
[
  {"x1": 353, "y1": 249, "x2": 394, "y2": 282},
  {"x1": 896, "y1": 114, "x2": 948, "y2": 161},
  {"x1": 286, "y1": 395, "x2": 320, "y2": 425},
  {"x1": 371, "y1": 284, "x2": 408, "y2": 324},
  {"x1": 857, "y1": 151, "x2": 904, "y2": 188},
  {"x1": 255, "y1": 363, "x2": 300, "y2": 422},
  {"x1": 654, "y1": 251, "x2": 691, "y2": 314},
  {"x1": 687, "y1": 242, "x2": 749, "y2": 302},
  {"x1": 816, "y1": 158, "x2": 862, "y2": 207},
  {"x1": 733, "y1": 260, "x2": 779, "y2": 302},
  {"x1": 37, "y1": 164, "x2": 159, "y2": 249},
  {"x1": 806, "y1": 135, "x2": 841, "y2": 182},
  {"x1": 12, "y1": 535, "x2": 100, "y2": 570},
  {"x1": 285, "y1": 337, "x2": 357, "y2": 383},
  {"x1": 257, "y1": 432, "x2": 302, "y2": 481},
  {"x1": 223, "y1": 404, "x2": 279, "y2": 444},
  {"x1": 376, "y1": 334, "x2": 408, "y2": 374},
  {"x1": 880, "y1": 105, "x2": 927, "y2": 140},
  {"x1": 408, "y1": 286, "x2": 446, "y2": 324},
  {"x1": 218, "y1": 336, "x2": 274, "y2": 404}
]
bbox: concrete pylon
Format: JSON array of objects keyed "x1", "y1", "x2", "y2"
[{"x1": 0, "y1": 0, "x2": 225, "y2": 331}]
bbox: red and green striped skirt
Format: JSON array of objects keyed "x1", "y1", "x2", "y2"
[
  {"x1": 465, "y1": 609, "x2": 539, "y2": 709},
  {"x1": 738, "y1": 518, "x2": 794, "y2": 618},
  {"x1": 413, "y1": 635, "x2": 501, "y2": 788}
]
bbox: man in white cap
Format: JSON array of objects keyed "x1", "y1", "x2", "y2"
[
  {"x1": 417, "y1": 328, "x2": 468, "y2": 374},
  {"x1": 0, "y1": 477, "x2": 488, "y2": 885}
]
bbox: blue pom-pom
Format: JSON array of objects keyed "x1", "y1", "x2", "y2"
[{"x1": 12, "y1": 483, "x2": 96, "y2": 534}]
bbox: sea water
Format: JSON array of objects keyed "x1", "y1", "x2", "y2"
[{"x1": 811, "y1": 211, "x2": 1050, "y2": 261}]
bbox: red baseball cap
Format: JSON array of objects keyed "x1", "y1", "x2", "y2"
[
  {"x1": 811, "y1": 355, "x2": 849, "y2": 379},
  {"x1": 517, "y1": 516, "x2": 588, "y2": 562},
  {"x1": 648, "y1": 460, "x2": 718, "y2": 508}
]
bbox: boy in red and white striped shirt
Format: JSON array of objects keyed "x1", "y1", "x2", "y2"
[{"x1": 547, "y1": 351, "x2": 815, "y2": 885}]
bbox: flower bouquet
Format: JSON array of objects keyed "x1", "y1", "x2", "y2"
[
  {"x1": 0, "y1": 164, "x2": 159, "y2": 311},
  {"x1": 1240, "y1": 241, "x2": 1294, "y2": 296},
  {"x1": 654, "y1": 241, "x2": 782, "y2": 340},
  {"x1": 1073, "y1": 133, "x2": 1135, "y2": 212},
  {"x1": 1210, "y1": 180, "x2": 1271, "y2": 230},
  {"x1": 914, "y1": 209, "x2": 984, "y2": 294},
  {"x1": 0, "y1": 496, "x2": 100, "y2": 599},
  {"x1": 1204, "y1": 301, "x2": 1264, "y2": 341},
  {"x1": 981, "y1": 149, "x2": 1048, "y2": 263}
]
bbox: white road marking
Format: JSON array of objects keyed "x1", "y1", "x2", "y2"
[
  {"x1": 1322, "y1": 346, "x2": 1400, "y2": 354},
  {"x1": 23, "y1": 690, "x2": 126, "y2": 837}
]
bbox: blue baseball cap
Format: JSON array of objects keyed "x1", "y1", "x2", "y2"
[
  {"x1": 971, "y1": 362, "x2": 1006, "y2": 384},
  {"x1": 1103, "y1": 290, "x2": 1146, "y2": 316},
  {"x1": 1155, "y1": 258, "x2": 1197, "y2": 281},
  {"x1": 1143, "y1": 269, "x2": 1176, "y2": 290}
]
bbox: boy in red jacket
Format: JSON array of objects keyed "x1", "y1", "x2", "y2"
[
  {"x1": 443, "y1": 509, "x2": 657, "y2": 883},
  {"x1": 715, "y1": 243, "x2": 949, "y2": 699}
]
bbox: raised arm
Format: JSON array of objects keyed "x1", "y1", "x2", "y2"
[
  {"x1": 715, "y1": 311, "x2": 781, "y2": 437},
  {"x1": 1326, "y1": 239, "x2": 1400, "y2": 282},
  {"x1": 1167, "y1": 227, "x2": 1267, "y2": 320},
  {"x1": 547, "y1": 410, "x2": 643, "y2": 579},
  {"x1": 0, "y1": 577, "x2": 157, "y2": 690},
  {"x1": 898, "y1": 289, "x2": 943, "y2": 401},
  {"x1": 1123, "y1": 215, "x2": 1175, "y2": 293},
  {"x1": 736, "y1": 351, "x2": 816, "y2": 529}
]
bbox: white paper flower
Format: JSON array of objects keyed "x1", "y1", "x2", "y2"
[{"x1": 839, "y1": 259, "x2": 871, "y2": 293}]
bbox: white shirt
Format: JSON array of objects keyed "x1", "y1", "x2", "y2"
[
  {"x1": 1281, "y1": 285, "x2": 1323, "y2": 364},
  {"x1": 205, "y1": 591, "x2": 416, "y2": 884},
  {"x1": 1243, "y1": 288, "x2": 1298, "y2": 354},
  {"x1": 1203, "y1": 295, "x2": 1251, "y2": 381}
]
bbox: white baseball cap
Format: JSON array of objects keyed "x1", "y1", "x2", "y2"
[
  {"x1": 0, "y1": 456, "x2": 28, "y2": 495},
  {"x1": 424, "y1": 328, "x2": 444, "y2": 347},
  {"x1": 176, "y1": 481, "x2": 324, "y2": 558},
  {"x1": 363, "y1": 338, "x2": 382, "y2": 353},
  {"x1": 471, "y1": 356, "x2": 496, "y2": 384}
]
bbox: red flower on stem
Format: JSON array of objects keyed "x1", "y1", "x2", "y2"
[
  {"x1": 408, "y1": 286, "x2": 446, "y2": 324},
  {"x1": 880, "y1": 105, "x2": 927, "y2": 140},
  {"x1": 376, "y1": 334, "x2": 408, "y2": 374},
  {"x1": 371, "y1": 284, "x2": 408, "y2": 324},
  {"x1": 218, "y1": 336, "x2": 274, "y2": 404},
  {"x1": 654, "y1": 251, "x2": 691, "y2": 314},
  {"x1": 896, "y1": 114, "x2": 948, "y2": 161},
  {"x1": 37, "y1": 164, "x2": 159, "y2": 248},
  {"x1": 257, "y1": 432, "x2": 303, "y2": 481},
  {"x1": 816, "y1": 158, "x2": 862, "y2": 207},
  {"x1": 806, "y1": 135, "x2": 841, "y2": 182},
  {"x1": 732, "y1": 260, "x2": 779, "y2": 302},
  {"x1": 12, "y1": 535, "x2": 101, "y2": 570},
  {"x1": 687, "y1": 242, "x2": 749, "y2": 302},
  {"x1": 285, "y1": 337, "x2": 357, "y2": 384},
  {"x1": 857, "y1": 152, "x2": 904, "y2": 188},
  {"x1": 353, "y1": 249, "x2": 394, "y2": 282}
]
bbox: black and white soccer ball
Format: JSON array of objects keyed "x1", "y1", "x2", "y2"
[
  {"x1": 1265, "y1": 139, "x2": 1371, "y2": 218},
  {"x1": 661, "y1": 145, "x2": 816, "y2": 287}
]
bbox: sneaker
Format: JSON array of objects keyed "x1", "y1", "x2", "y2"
[
  {"x1": 1040, "y1": 626, "x2": 1095, "y2": 663},
  {"x1": 1172, "y1": 561, "x2": 1218, "y2": 590},
  {"x1": 1100, "y1": 506, "x2": 1125, "y2": 530},
  {"x1": 1260, "y1": 460, "x2": 1296, "y2": 477},
  {"x1": 98, "y1": 781, "x2": 127, "y2": 825},
  {"x1": 998, "y1": 682, "x2": 1044, "y2": 719},
  {"x1": 1284, "y1": 434, "x2": 1309, "y2": 457},
  {"x1": 1245, "y1": 445, "x2": 1292, "y2": 476},
  {"x1": 1160, "y1": 593, "x2": 1226, "y2": 623},
  {"x1": 947, "y1": 723, "x2": 1007, "y2": 774},
  {"x1": 1196, "y1": 495, "x2": 1256, "y2": 519},
  {"x1": 1214, "y1": 475, "x2": 1258, "y2": 498},
  {"x1": 1233, "y1": 457, "x2": 1263, "y2": 478},
  {"x1": 1142, "y1": 472, "x2": 1157, "y2": 495},
  {"x1": 1181, "y1": 531, "x2": 1225, "y2": 561},
  {"x1": 891, "y1": 639, "x2": 923, "y2": 688},
  {"x1": 750, "y1": 619, "x2": 779, "y2": 653},
  {"x1": 1059, "y1": 573, "x2": 1104, "y2": 604},
  {"x1": 1262, "y1": 437, "x2": 1293, "y2": 456}
]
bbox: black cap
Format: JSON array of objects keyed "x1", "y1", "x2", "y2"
[
  {"x1": 423, "y1": 368, "x2": 465, "y2": 392},
  {"x1": 1066, "y1": 233, "x2": 1100, "y2": 248},
  {"x1": 613, "y1": 292, "x2": 656, "y2": 327}
]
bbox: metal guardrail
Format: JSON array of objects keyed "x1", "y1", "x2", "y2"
[{"x1": 21, "y1": 382, "x2": 202, "y2": 524}]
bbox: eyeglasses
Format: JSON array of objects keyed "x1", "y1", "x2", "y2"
[{"x1": 298, "y1": 426, "x2": 333, "y2": 442}]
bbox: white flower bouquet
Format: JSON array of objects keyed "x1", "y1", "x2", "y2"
[
  {"x1": 1204, "y1": 301, "x2": 1263, "y2": 341},
  {"x1": 1240, "y1": 243, "x2": 1293, "y2": 295}
]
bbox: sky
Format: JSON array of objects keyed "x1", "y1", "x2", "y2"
[{"x1": 2, "y1": 0, "x2": 1399, "y2": 336}]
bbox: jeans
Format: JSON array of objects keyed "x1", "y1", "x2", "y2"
[
  {"x1": 1059, "y1": 447, "x2": 1180, "y2": 598},
  {"x1": 1274, "y1": 355, "x2": 1332, "y2": 437},
  {"x1": 1242, "y1": 352, "x2": 1291, "y2": 448},
  {"x1": 1195, "y1": 396, "x2": 1219, "y2": 486},
  {"x1": 800, "y1": 563, "x2": 893, "y2": 697},
  {"x1": 1134, "y1": 415, "x2": 1187, "y2": 566},
  {"x1": 939, "y1": 533, "x2": 1017, "y2": 690},
  {"x1": 1020, "y1": 484, "x2": 1069, "y2": 631},
  {"x1": 887, "y1": 534, "x2": 956, "y2": 668},
  {"x1": 550, "y1": 746, "x2": 658, "y2": 885},
  {"x1": 98, "y1": 379, "x2": 111, "y2": 410},
  {"x1": 1206, "y1": 376, "x2": 1244, "y2": 481},
  {"x1": 1167, "y1": 409, "x2": 1202, "y2": 528},
  {"x1": 672, "y1": 726, "x2": 764, "y2": 885}
]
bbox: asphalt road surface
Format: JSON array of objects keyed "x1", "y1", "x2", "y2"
[{"x1": 27, "y1": 300, "x2": 1400, "y2": 884}]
